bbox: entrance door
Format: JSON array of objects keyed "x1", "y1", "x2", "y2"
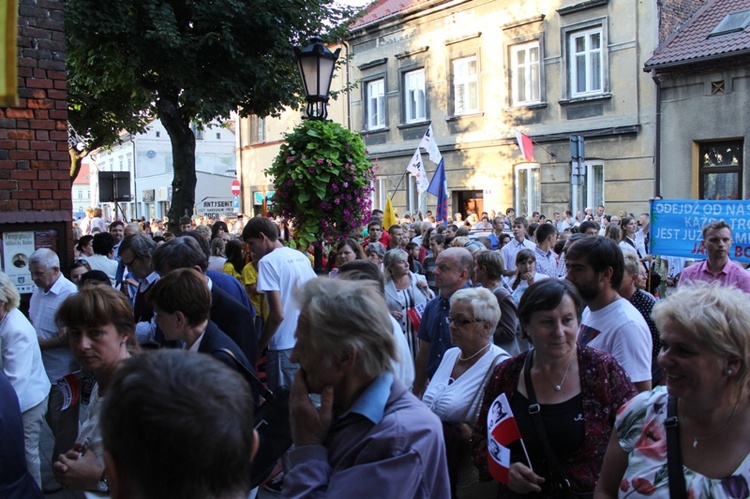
[{"x1": 452, "y1": 190, "x2": 484, "y2": 222}]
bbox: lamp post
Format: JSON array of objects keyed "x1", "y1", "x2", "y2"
[
  {"x1": 294, "y1": 37, "x2": 341, "y2": 121},
  {"x1": 294, "y1": 37, "x2": 341, "y2": 273}
]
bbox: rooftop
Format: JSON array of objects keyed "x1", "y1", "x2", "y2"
[{"x1": 645, "y1": 0, "x2": 750, "y2": 70}]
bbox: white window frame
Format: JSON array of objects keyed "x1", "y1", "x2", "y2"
[
  {"x1": 406, "y1": 175, "x2": 418, "y2": 215},
  {"x1": 256, "y1": 117, "x2": 266, "y2": 143},
  {"x1": 585, "y1": 163, "x2": 604, "y2": 209},
  {"x1": 404, "y1": 69, "x2": 426, "y2": 123},
  {"x1": 371, "y1": 177, "x2": 387, "y2": 211},
  {"x1": 452, "y1": 56, "x2": 479, "y2": 115},
  {"x1": 514, "y1": 163, "x2": 541, "y2": 217},
  {"x1": 510, "y1": 41, "x2": 541, "y2": 106},
  {"x1": 366, "y1": 79, "x2": 386, "y2": 130},
  {"x1": 568, "y1": 27, "x2": 603, "y2": 97}
]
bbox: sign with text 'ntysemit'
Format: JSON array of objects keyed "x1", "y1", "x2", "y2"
[{"x1": 650, "y1": 199, "x2": 750, "y2": 263}]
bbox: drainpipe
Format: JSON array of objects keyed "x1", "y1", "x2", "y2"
[{"x1": 651, "y1": 69, "x2": 662, "y2": 197}]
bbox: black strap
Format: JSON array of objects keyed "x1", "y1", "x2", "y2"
[
  {"x1": 213, "y1": 347, "x2": 273, "y2": 401},
  {"x1": 666, "y1": 395, "x2": 687, "y2": 498},
  {"x1": 624, "y1": 237, "x2": 644, "y2": 259},
  {"x1": 523, "y1": 351, "x2": 571, "y2": 494}
]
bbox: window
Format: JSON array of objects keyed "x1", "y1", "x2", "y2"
[
  {"x1": 404, "y1": 69, "x2": 426, "y2": 123},
  {"x1": 710, "y1": 10, "x2": 750, "y2": 37},
  {"x1": 191, "y1": 123, "x2": 204, "y2": 140},
  {"x1": 569, "y1": 27, "x2": 603, "y2": 97},
  {"x1": 372, "y1": 177, "x2": 387, "y2": 210},
  {"x1": 255, "y1": 117, "x2": 266, "y2": 142},
  {"x1": 406, "y1": 175, "x2": 419, "y2": 215},
  {"x1": 366, "y1": 79, "x2": 386, "y2": 130},
  {"x1": 216, "y1": 132, "x2": 221, "y2": 140},
  {"x1": 699, "y1": 141, "x2": 742, "y2": 200},
  {"x1": 155, "y1": 131, "x2": 161, "y2": 138},
  {"x1": 510, "y1": 41, "x2": 541, "y2": 106},
  {"x1": 452, "y1": 56, "x2": 479, "y2": 115},
  {"x1": 515, "y1": 163, "x2": 540, "y2": 216},
  {"x1": 572, "y1": 163, "x2": 604, "y2": 215}
]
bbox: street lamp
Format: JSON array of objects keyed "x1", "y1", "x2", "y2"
[
  {"x1": 294, "y1": 37, "x2": 341, "y2": 121},
  {"x1": 294, "y1": 37, "x2": 341, "y2": 274}
]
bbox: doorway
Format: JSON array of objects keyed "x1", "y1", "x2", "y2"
[{"x1": 453, "y1": 190, "x2": 484, "y2": 222}]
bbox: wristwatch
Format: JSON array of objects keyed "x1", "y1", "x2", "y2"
[{"x1": 97, "y1": 469, "x2": 109, "y2": 493}]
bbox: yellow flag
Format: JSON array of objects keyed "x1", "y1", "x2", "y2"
[
  {"x1": 0, "y1": 0, "x2": 18, "y2": 106},
  {"x1": 383, "y1": 196, "x2": 397, "y2": 229}
]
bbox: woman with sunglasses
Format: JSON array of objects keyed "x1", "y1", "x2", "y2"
[{"x1": 68, "y1": 259, "x2": 91, "y2": 286}]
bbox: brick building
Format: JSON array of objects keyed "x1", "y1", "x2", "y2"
[{"x1": 0, "y1": 0, "x2": 73, "y2": 295}]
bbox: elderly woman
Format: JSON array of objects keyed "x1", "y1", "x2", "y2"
[
  {"x1": 510, "y1": 248, "x2": 549, "y2": 304},
  {"x1": 473, "y1": 251, "x2": 521, "y2": 356},
  {"x1": 52, "y1": 284, "x2": 137, "y2": 494},
  {"x1": 619, "y1": 252, "x2": 662, "y2": 386},
  {"x1": 0, "y1": 272, "x2": 51, "y2": 488},
  {"x1": 596, "y1": 283, "x2": 750, "y2": 497},
  {"x1": 365, "y1": 242, "x2": 386, "y2": 270},
  {"x1": 384, "y1": 249, "x2": 432, "y2": 360},
  {"x1": 472, "y1": 279, "x2": 636, "y2": 497},
  {"x1": 422, "y1": 287, "x2": 510, "y2": 497}
]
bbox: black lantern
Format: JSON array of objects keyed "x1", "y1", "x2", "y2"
[{"x1": 294, "y1": 37, "x2": 341, "y2": 121}]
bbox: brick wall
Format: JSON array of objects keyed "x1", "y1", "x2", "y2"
[
  {"x1": 0, "y1": 0, "x2": 70, "y2": 213},
  {"x1": 658, "y1": 0, "x2": 708, "y2": 43}
]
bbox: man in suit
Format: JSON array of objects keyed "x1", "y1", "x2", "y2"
[
  {"x1": 153, "y1": 237, "x2": 257, "y2": 366},
  {"x1": 148, "y1": 268, "x2": 253, "y2": 376}
]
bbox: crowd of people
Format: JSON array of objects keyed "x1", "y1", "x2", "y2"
[{"x1": 1, "y1": 202, "x2": 749, "y2": 499}]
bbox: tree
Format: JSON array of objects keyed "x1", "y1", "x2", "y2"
[{"x1": 64, "y1": 0, "x2": 354, "y2": 230}]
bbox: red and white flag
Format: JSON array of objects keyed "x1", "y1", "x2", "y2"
[
  {"x1": 487, "y1": 392, "x2": 522, "y2": 484},
  {"x1": 56, "y1": 373, "x2": 80, "y2": 411},
  {"x1": 515, "y1": 130, "x2": 534, "y2": 162}
]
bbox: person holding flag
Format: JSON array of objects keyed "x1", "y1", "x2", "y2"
[{"x1": 471, "y1": 279, "x2": 636, "y2": 497}]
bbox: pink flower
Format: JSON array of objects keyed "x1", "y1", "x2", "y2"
[
  {"x1": 634, "y1": 419, "x2": 667, "y2": 461},
  {"x1": 286, "y1": 156, "x2": 295, "y2": 163},
  {"x1": 308, "y1": 168, "x2": 315, "y2": 173},
  {"x1": 334, "y1": 198, "x2": 340, "y2": 204},
  {"x1": 316, "y1": 158, "x2": 324, "y2": 165},
  {"x1": 632, "y1": 478, "x2": 657, "y2": 495},
  {"x1": 343, "y1": 182, "x2": 349, "y2": 188}
]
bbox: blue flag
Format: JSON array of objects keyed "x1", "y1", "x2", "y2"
[{"x1": 427, "y1": 158, "x2": 448, "y2": 222}]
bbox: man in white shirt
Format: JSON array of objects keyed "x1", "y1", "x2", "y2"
[
  {"x1": 500, "y1": 217, "x2": 536, "y2": 277},
  {"x1": 243, "y1": 217, "x2": 317, "y2": 390},
  {"x1": 28, "y1": 248, "x2": 78, "y2": 492},
  {"x1": 565, "y1": 237, "x2": 652, "y2": 392}
]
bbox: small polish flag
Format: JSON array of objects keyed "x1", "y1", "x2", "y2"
[
  {"x1": 515, "y1": 130, "x2": 534, "y2": 162},
  {"x1": 487, "y1": 393, "x2": 522, "y2": 483}
]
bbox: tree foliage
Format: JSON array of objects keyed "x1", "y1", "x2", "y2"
[{"x1": 64, "y1": 0, "x2": 356, "y2": 229}]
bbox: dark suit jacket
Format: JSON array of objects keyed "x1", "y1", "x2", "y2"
[
  {"x1": 207, "y1": 270, "x2": 254, "y2": 313},
  {"x1": 210, "y1": 285, "x2": 256, "y2": 366},
  {"x1": 0, "y1": 374, "x2": 44, "y2": 499},
  {"x1": 197, "y1": 321, "x2": 255, "y2": 377}
]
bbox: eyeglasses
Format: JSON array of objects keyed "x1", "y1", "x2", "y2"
[
  {"x1": 120, "y1": 254, "x2": 138, "y2": 267},
  {"x1": 448, "y1": 316, "x2": 483, "y2": 327},
  {"x1": 72, "y1": 258, "x2": 88, "y2": 265}
]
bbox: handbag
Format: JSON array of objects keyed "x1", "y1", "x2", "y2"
[
  {"x1": 665, "y1": 395, "x2": 688, "y2": 498},
  {"x1": 523, "y1": 352, "x2": 593, "y2": 499},
  {"x1": 453, "y1": 353, "x2": 506, "y2": 499},
  {"x1": 213, "y1": 348, "x2": 292, "y2": 489}
]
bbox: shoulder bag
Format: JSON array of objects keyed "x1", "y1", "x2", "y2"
[
  {"x1": 665, "y1": 395, "x2": 688, "y2": 498},
  {"x1": 523, "y1": 352, "x2": 593, "y2": 499},
  {"x1": 213, "y1": 348, "x2": 292, "y2": 489}
]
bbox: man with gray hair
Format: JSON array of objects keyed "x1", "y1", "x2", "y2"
[
  {"x1": 28, "y1": 248, "x2": 78, "y2": 493},
  {"x1": 283, "y1": 277, "x2": 449, "y2": 497}
]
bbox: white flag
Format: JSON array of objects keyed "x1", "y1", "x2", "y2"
[
  {"x1": 406, "y1": 148, "x2": 429, "y2": 194},
  {"x1": 419, "y1": 124, "x2": 442, "y2": 164}
]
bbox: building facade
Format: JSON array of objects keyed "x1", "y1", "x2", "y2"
[
  {"x1": 91, "y1": 119, "x2": 237, "y2": 221},
  {"x1": 646, "y1": 0, "x2": 750, "y2": 201},
  {"x1": 347, "y1": 0, "x2": 676, "y2": 219}
]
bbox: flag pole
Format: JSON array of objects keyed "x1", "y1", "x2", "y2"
[
  {"x1": 391, "y1": 168, "x2": 409, "y2": 198},
  {"x1": 519, "y1": 438, "x2": 534, "y2": 473}
]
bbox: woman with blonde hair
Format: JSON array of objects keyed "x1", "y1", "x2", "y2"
[{"x1": 597, "y1": 282, "x2": 750, "y2": 497}]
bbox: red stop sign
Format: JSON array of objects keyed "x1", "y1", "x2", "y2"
[{"x1": 231, "y1": 179, "x2": 240, "y2": 196}]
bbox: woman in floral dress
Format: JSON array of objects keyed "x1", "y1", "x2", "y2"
[{"x1": 596, "y1": 283, "x2": 750, "y2": 498}]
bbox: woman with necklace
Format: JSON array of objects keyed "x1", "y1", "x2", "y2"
[
  {"x1": 384, "y1": 249, "x2": 432, "y2": 361},
  {"x1": 422, "y1": 287, "x2": 509, "y2": 498},
  {"x1": 596, "y1": 282, "x2": 750, "y2": 498},
  {"x1": 472, "y1": 279, "x2": 636, "y2": 497}
]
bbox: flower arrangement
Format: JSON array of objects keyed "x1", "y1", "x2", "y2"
[{"x1": 266, "y1": 120, "x2": 374, "y2": 248}]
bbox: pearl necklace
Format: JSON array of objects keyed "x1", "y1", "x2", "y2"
[
  {"x1": 458, "y1": 343, "x2": 490, "y2": 362},
  {"x1": 542, "y1": 350, "x2": 575, "y2": 391}
]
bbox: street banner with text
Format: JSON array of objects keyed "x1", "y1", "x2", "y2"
[{"x1": 650, "y1": 199, "x2": 750, "y2": 263}]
